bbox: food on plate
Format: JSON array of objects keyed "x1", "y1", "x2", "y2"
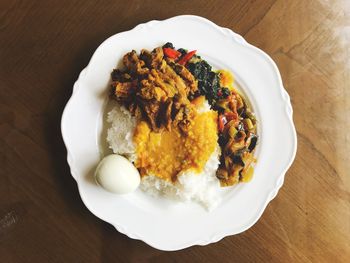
[
  {"x1": 106, "y1": 43, "x2": 258, "y2": 208},
  {"x1": 111, "y1": 45, "x2": 198, "y2": 133},
  {"x1": 95, "y1": 154, "x2": 140, "y2": 194},
  {"x1": 133, "y1": 106, "x2": 218, "y2": 182},
  {"x1": 184, "y1": 50, "x2": 258, "y2": 186}
]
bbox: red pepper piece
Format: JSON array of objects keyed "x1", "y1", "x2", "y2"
[
  {"x1": 163, "y1": 48, "x2": 181, "y2": 59},
  {"x1": 218, "y1": 114, "x2": 227, "y2": 132},
  {"x1": 225, "y1": 112, "x2": 238, "y2": 122},
  {"x1": 177, "y1": 50, "x2": 196, "y2": 65}
]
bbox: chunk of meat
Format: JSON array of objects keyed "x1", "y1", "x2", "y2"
[
  {"x1": 139, "y1": 101, "x2": 161, "y2": 131},
  {"x1": 111, "y1": 45, "x2": 198, "y2": 132},
  {"x1": 150, "y1": 47, "x2": 164, "y2": 69},
  {"x1": 164, "y1": 100, "x2": 173, "y2": 130},
  {"x1": 139, "y1": 68, "x2": 178, "y2": 101},
  {"x1": 112, "y1": 81, "x2": 134, "y2": 101},
  {"x1": 139, "y1": 49, "x2": 153, "y2": 67},
  {"x1": 123, "y1": 50, "x2": 148, "y2": 75},
  {"x1": 111, "y1": 69, "x2": 131, "y2": 82},
  {"x1": 167, "y1": 61, "x2": 198, "y2": 95}
]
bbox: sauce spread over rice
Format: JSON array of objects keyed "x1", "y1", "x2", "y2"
[{"x1": 134, "y1": 103, "x2": 217, "y2": 182}]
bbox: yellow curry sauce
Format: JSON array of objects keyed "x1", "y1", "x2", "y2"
[{"x1": 133, "y1": 106, "x2": 218, "y2": 182}]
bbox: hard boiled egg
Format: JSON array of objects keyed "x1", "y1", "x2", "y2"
[{"x1": 95, "y1": 154, "x2": 140, "y2": 194}]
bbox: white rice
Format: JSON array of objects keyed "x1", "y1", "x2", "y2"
[
  {"x1": 107, "y1": 102, "x2": 222, "y2": 210},
  {"x1": 107, "y1": 105, "x2": 137, "y2": 162},
  {"x1": 140, "y1": 147, "x2": 221, "y2": 210},
  {"x1": 197, "y1": 99, "x2": 211, "y2": 113}
]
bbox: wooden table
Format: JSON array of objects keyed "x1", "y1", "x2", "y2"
[{"x1": 1, "y1": 0, "x2": 349, "y2": 262}]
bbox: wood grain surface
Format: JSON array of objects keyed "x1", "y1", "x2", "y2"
[{"x1": 1, "y1": 0, "x2": 349, "y2": 262}]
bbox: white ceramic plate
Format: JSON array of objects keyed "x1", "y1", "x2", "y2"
[{"x1": 61, "y1": 15, "x2": 297, "y2": 251}]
